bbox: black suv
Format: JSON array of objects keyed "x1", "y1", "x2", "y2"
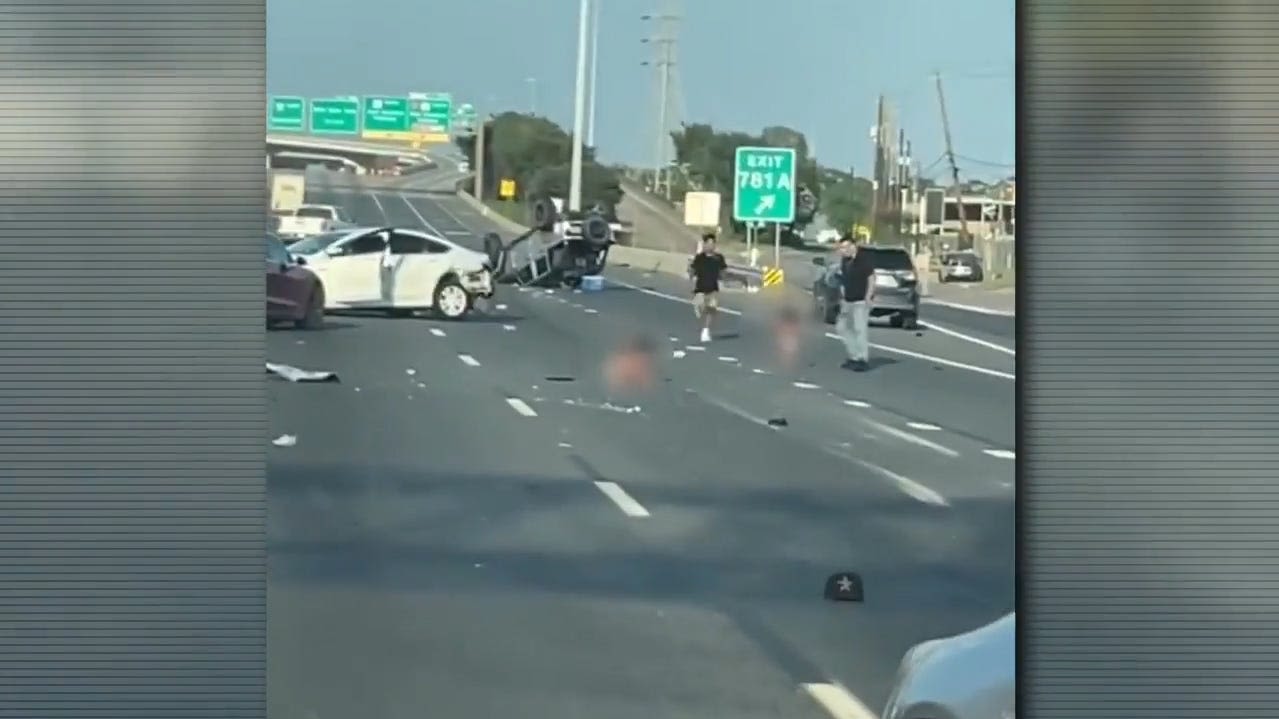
[{"x1": 810, "y1": 246, "x2": 921, "y2": 329}]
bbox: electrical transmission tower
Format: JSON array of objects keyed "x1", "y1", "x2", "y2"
[{"x1": 642, "y1": 0, "x2": 680, "y2": 201}]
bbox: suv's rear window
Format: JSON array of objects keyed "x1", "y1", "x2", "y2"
[{"x1": 867, "y1": 249, "x2": 914, "y2": 271}]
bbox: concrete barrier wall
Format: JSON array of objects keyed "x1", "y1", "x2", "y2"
[{"x1": 454, "y1": 188, "x2": 774, "y2": 291}]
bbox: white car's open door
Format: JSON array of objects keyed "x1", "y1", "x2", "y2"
[
  {"x1": 383, "y1": 230, "x2": 450, "y2": 307},
  {"x1": 312, "y1": 230, "x2": 389, "y2": 307}
]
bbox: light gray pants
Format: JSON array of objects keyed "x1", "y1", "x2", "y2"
[{"x1": 837, "y1": 300, "x2": 870, "y2": 362}]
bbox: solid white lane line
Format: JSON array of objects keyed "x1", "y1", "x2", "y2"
[
  {"x1": 397, "y1": 192, "x2": 446, "y2": 235},
  {"x1": 984, "y1": 449, "x2": 1016, "y2": 460},
  {"x1": 458, "y1": 354, "x2": 481, "y2": 367},
  {"x1": 505, "y1": 397, "x2": 538, "y2": 417},
  {"x1": 696, "y1": 392, "x2": 780, "y2": 431},
  {"x1": 802, "y1": 682, "x2": 880, "y2": 719},
  {"x1": 822, "y1": 446, "x2": 949, "y2": 507},
  {"x1": 594, "y1": 481, "x2": 650, "y2": 518},
  {"x1": 368, "y1": 191, "x2": 390, "y2": 223},
  {"x1": 429, "y1": 328, "x2": 446, "y2": 337},
  {"x1": 823, "y1": 332, "x2": 1015, "y2": 381},
  {"x1": 607, "y1": 277, "x2": 1010, "y2": 380},
  {"x1": 426, "y1": 194, "x2": 471, "y2": 228},
  {"x1": 923, "y1": 297, "x2": 1015, "y2": 317},
  {"x1": 607, "y1": 278, "x2": 744, "y2": 316},
  {"x1": 906, "y1": 421, "x2": 942, "y2": 431},
  {"x1": 866, "y1": 420, "x2": 960, "y2": 458},
  {"x1": 919, "y1": 319, "x2": 1015, "y2": 355}
]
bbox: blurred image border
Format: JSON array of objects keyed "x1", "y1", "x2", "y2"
[
  {"x1": 1021, "y1": 2, "x2": 1279, "y2": 717},
  {"x1": 0, "y1": 4, "x2": 267, "y2": 716}
]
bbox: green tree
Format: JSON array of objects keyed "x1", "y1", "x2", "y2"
[
  {"x1": 669, "y1": 122, "x2": 820, "y2": 242},
  {"x1": 821, "y1": 177, "x2": 874, "y2": 236},
  {"x1": 453, "y1": 112, "x2": 620, "y2": 215}
]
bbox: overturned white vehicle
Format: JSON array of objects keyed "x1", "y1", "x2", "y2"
[
  {"x1": 287, "y1": 226, "x2": 494, "y2": 320},
  {"x1": 483, "y1": 198, "x2": 615, "y2": 289}
]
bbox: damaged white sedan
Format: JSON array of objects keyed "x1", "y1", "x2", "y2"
[{"x1": 288, "y1": 227, "x2": 494, "y2": 320}]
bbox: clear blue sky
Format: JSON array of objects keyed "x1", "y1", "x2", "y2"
[{"x1": 267, "y1": 0, "x2": 1014, "y2": 180}]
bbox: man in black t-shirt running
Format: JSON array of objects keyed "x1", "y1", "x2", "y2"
[{"x1": 688, "y1": 234, "x2": 728, "y2": 343}]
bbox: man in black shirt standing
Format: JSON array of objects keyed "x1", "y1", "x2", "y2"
[
  {"x1": 689, "y1": 233, "x2": 728, "y2": 343},
  {"x1": 836, "y1": 236, "x2": 875, "y2": 371}
]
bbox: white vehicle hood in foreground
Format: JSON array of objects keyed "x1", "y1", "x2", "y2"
[{"x1": 883, "y1": 612, "x2": 1014, "y2": 719}]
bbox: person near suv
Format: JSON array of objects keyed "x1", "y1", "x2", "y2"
[{"x1": 836, "y1": 236, "x2": 875, "y2": 372}]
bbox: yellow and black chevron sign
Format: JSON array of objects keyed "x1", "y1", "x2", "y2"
[{"x1": 761, "y1": 266, "x2": 785, "y2": 288}]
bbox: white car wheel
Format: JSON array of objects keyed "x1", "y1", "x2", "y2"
[{"x1": 435, "y1": 281, "x2": 470, "y2": 319}]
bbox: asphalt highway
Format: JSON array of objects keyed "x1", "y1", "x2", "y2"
[{"x1": 267, "y1": 170, "x2": 1015, "y2": 719}]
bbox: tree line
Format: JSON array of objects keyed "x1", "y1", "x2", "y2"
[{"x1": 455, "y1": 112, "x2": 876, "y2": 239}]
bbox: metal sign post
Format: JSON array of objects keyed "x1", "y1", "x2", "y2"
[{"x1": 773, "y1": 223, "x2": 781, "y2": 269}]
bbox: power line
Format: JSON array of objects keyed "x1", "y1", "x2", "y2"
[{"x1": 955, "y1": 153, "x2": 1015, "y2": 169}]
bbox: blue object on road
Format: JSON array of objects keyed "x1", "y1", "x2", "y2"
[{"x1": 580, "y1": 275, "x2": 605, "y2": 292}]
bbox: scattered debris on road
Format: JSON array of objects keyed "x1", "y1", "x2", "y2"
[{"x1": 266, "y1": 362, "x2": 339, "y2": 383}]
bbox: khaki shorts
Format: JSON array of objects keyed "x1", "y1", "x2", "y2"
[{"x1": 693, "y1": 291, "x2": 719, "y2": 317}]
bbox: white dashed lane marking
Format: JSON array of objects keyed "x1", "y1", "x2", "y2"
[
  {"x1": 458, "y1": 354, "x2": 481, "y2": 367},
  {"x1": 606, "y1": 277, "x2": 1012, "y2": 381},
  {"x1": 822, "y1": 446, "x2": 949, "y2": 507},
  {"x1": 906, "y1": 421, "x2": 941, "y2": 431},
  {"x1": 843, "y1": 399, "x2": 872, "y2": 408},
  {"x1": 865, "y1": 420, "x2": 960, "y2": 458},
  {"x1": 984, "y1": 449, "x2": 1016, "y2": 460},
  {"x1": 594, "y1": 481, "x2": 651, "y2": 518},
  {"x1": 505, "y1": 397, "x2": 538, "y2": 417},
  {"x1": 802, "y1": 682, "x2": 880, "y2": 719},
  {"x1": 429, "y1": 328, "x2": 446, "y2": 337}
]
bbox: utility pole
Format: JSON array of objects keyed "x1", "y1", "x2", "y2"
[
  {"x1": 934, "y1": 72, "x2": 971, "y2": 247},
  {"x1": 568, "y1": 0, "x2": 591, "y2": 213},
  {"x1": 900, "y1": 126, "x2": 910, "y2": 232},
  {"x1": 586, "y1": 0, "x2": 600, "y2": 148},
  {"x1": 474, "y1": 116, "x2": 487, "y2": 203},
  {"x1": 642, "y1": 3, "x2": 679, "y2": 201},
  {"x1": 869, "y1": 94, "x2": 885, "y2": 239}
]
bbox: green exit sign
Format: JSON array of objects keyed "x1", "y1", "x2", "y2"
[
  {"x1": 733, "y1": 146, "x2": 797, "y2": 224},
  {"x1": 309, "y1": 98, "x2": 359, "y2": 135},
  {"x1": 362, "y1": 96, "x2": 410, "y2": 133},
  {"x1": 268, "y1": 96, "x2": 305, "y2": 132},
  {"x1": 409, "y1": 93, "x2": 452, "y2": 134}
]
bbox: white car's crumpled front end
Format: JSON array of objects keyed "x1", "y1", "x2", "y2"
[{"x1": 455, "y1": 250, "x2": 495, "y2": 298}]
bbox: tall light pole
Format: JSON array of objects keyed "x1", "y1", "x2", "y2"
[
  {"x1": 642, "y1": 6, "x2": 679, "y2": 201},
  {"x1": 568, "y1": 0, "x2": 591, "y2": 213},
  {"x1": 586, "y1": 0, "x2": 600, "y2": 149}
]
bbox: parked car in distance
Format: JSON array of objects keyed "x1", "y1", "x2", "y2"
[
  {"x1": 266, "y1": 233, "x2": 325, "y2": 329},
  {"x1": 881, "y1": 613, "x2": 1014, "y2": 719},
  {"x1": 276, "y1": 203, "x2": 354, "y2": 242},
  {"x1": 810, "y1": 245, "x2": 921, "y2": 328},
  {"x1": 938, "y1": 251, "x2": 985, "y2": 283}
]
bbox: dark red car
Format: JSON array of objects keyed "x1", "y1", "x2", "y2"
[{"x1": 266, "y1": 232, "x2": 325, "y2": 329}]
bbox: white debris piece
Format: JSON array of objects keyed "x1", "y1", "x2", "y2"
[{"x1": 266, "y1": 362, "x2": 338, "y2": 383}]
